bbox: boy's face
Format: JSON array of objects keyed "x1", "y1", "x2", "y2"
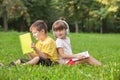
[
  {"x1": 54, "y1": 29, "x2": 66, "y2": 39},
  {"x1": 31, "y1": 27, "x2": 44, "y2": 40}
]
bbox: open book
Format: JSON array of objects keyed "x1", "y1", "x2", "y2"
[
  {"x1": 19, "y1": 33, "x2": 33, "y2": 54},
  {"x1": 72, "y1": 51, "x2": 90, "y2": 61}
]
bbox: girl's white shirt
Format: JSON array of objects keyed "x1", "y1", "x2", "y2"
[
  {"x1": 56, "y1": 37, "x2": 90, "y2": 64},
  {"x1": 56, "y1": 37, "x2": 72, "y2": 64}
]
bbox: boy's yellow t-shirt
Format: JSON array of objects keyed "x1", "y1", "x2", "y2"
[{"x1": 34, "y1": 36, "x2": 58, "y2": 62}]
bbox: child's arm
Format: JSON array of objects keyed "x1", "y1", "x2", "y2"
[
  {"x1": 58, "y1": 48, "x2": 85, "y2": 59},
  {"x1": 27, "y1": 53, "x2": 37, "y2": 59},
  {"x1": 31, "y1": 43, "x2": 49, "y2": 59}
]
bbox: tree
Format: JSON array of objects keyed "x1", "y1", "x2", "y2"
[
  {"x1": 23, "y1": 0, "x2": 54, "y2": 31},
  {"x1": 23, "y1": 0, "x2": 52, "y2": 22},
  {"x1": 0, "y1": 0, "x2": 8, "y2": 31},
  {"x1": 91, "y1": 0, "x2": 119, "y2": 33},
  {"x1": 51, "y1": 0, "x2": 99, "y2": 33},
  {"x1": 0, "y1": 0, "x2": 29, "y2": 31}
]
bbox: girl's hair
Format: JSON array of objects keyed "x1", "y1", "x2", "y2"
[
  {"x1": 29, "y1": 20, "x2": 48, "y2": 33},
  {"x1": 59, "y1": 17, "x2": 66, "y2": 20},
  {"x1": 52, "y1": 20, "x2": 67, "y2": 31}
]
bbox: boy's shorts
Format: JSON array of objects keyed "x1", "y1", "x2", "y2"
[
  {"x1": 20, "y1": 57, "x2": 58, "y2": 66},
  {"x1": 37, "y1": 56, "x2": 58, "y2": 66}
]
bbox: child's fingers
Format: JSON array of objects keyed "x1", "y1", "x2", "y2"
[
  {"x1": 31, "y1": 42, "x2": 35, "y2": 48},
  {"x1": 79, "y1": 55, "x2": 86, "y2": 59}
]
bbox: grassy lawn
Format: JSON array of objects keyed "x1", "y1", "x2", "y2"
[{"x1": 0, "y1": 31, "x2": 120, "y2": 80}]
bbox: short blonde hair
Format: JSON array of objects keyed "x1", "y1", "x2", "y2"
[{"x1": 29, "y1": 20, "x2": 48, "y2": 33}]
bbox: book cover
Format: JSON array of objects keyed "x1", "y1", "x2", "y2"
[{"x1": 19, "y1": 33, "x2": 33, "y2": 54}]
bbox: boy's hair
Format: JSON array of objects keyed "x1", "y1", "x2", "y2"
[
  {"x1": 30, "y1": 20, "x2": 48, "y2": 33},
  {"x1": 52, "y1": 20, "x2": 67, "y2": 31}
]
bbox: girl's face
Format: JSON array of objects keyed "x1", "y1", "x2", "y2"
[{"x1": 54, "y1": 29, "x2": 66, "y2": 39}]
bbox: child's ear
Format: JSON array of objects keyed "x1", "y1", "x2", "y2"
[
  {"x1": 65, "y1": 30, "x2": 67, "y2": 35},
  {"x1": 66, "y1": 32, "x2": 67, "y2": 35}
]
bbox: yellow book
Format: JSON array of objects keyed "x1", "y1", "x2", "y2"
[{"x1": 19, "y1": 33, "x2": 33, "y2": 54}]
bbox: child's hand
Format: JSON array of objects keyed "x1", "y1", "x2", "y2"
[
  {"x1": 31, "y1": 42, "x2": 36, "y2": 49},
  {"x1": 76, "y1": 55, "x2": 86, "y2": 59}
]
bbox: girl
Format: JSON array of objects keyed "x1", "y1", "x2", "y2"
[{"x1": 52, "y1": 19, "x2": 101, "y2": 66}]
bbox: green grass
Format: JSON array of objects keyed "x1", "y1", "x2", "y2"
[{"x1": 0, "y1": 31, "x2": 120, "y2": 80}]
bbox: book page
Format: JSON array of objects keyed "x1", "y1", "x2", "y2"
[
  {"x1": 19, "y1": 33, "x2": 33, "y2": 54},
  {"x1": 72, "y1": 51, "x2": 89, "y2": 61}
]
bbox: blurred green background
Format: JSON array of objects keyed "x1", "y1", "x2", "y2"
[{"x1": 0, "y1": 0, "x2": 120, "y2": 33}]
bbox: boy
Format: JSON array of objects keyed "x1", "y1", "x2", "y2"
[{"x1": 12, "y1": 20, "x2": 58, "y2": 66}]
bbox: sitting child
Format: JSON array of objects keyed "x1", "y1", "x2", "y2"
[
  {"x1": 11, "y1": 20, "x2": 58, "y2": 66},
  {"x1": 52, "y1": 19, "x2": 101, "y2": 66}
]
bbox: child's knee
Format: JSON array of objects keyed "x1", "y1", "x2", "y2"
[{"x1": 34, "y1": 56, "x2": 40, "y2": 60}]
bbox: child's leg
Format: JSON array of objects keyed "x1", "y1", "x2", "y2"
[
  {"x1": 11, "y1": 58, "x2": 30, "y2": 65},
  {"x1": 24, "y1": 56, "x2": 40, "y2": 65},
  {"x1": 86, "y1": 56, "x2": 101, "y2": 66},
  {"x1": 10, "y1": 59, "x2": 21, "y2": 65},
  {"x1": 75, "y1": 59, "x2": 87, "y2": 64},
  {"x1": 75, "y1": 56, "x2": 101, "y2": 66}
]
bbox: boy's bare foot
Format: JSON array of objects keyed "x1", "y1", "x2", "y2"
[
  {"x1": 0, "y1": 62, "x2": 4, "y2": 66},
  {"x1": 10, "y1": 62, "x2": 16, "y2": 66},
  {"x1": 15, "y1": 59, "x2": 21, "y2": 64}
]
